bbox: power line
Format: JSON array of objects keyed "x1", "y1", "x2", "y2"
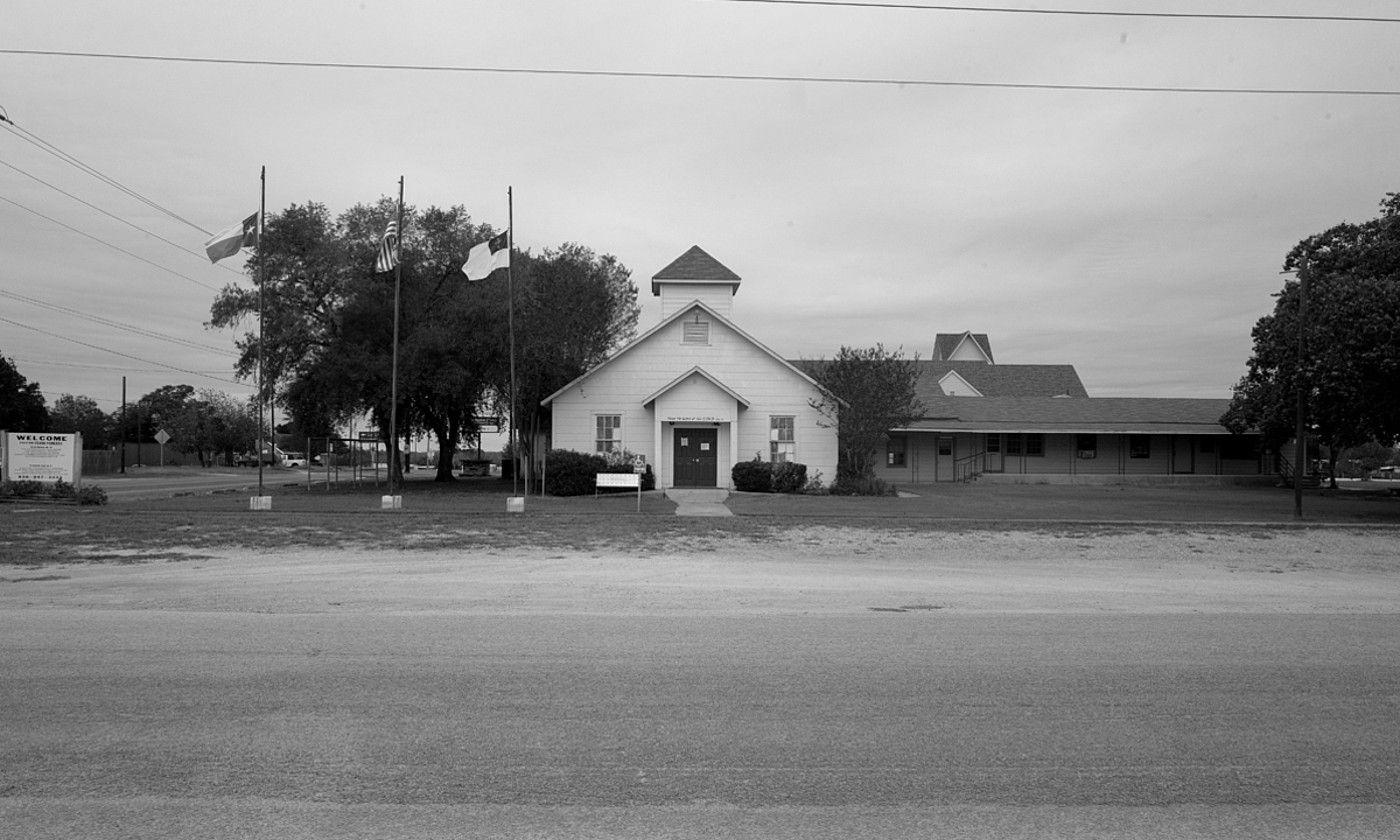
[
  {"x1": 0, "y1": 288, "x2": 236, "y2": 355},
  {"x1": 0, "y1": 158, "x2": 245, "y2": 276},
  {"x1": 3, "y1": 48, "x2": 1398, "y2": 96},
  {"x1": 12, "y1": 356, "x2": 238, "y2": 376},
  {"x1": 0, "y1": 194, "x2": 223, "y2": 292},
  {"x1": 0, "y1": 114, "x2": 212, "y2": 234},
  {"x1": 706, "y1": 0, "x2": 1400, "y2": 24},
  {"x1": 0, "y1": 314, "x2": 245, "y2": 386}
]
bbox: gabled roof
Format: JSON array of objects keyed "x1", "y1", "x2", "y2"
[
  {"x1": 914, "y1": 361, "x2": 1088, "y2": 401},
  {"x1": 643, "y1": 366, "x2": 750, "y2": 409},
  {"x1": 651, "y1": 245, "x2": 742, "y2": 295},
  {"x1": 933, "y1": 332, "x2": 994, "y2": 363},
  {"x1": 937, "y1": 370, "x2": 983, "y2": 397},
  {"x1": 541, "y1": 299, "x2": 834, "y2": 406},
  {"x1": 901, "y1": 395, "x2": 1236, "y2": 435}
]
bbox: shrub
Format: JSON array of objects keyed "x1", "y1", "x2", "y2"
[
  {"x1": 831, "y1": 475, "x2": 896, "y2": 496},
  {"x1": 2, "y1": 480, "x2": 46, "y2": 498},
  {"x1": 544, "y1": 449, "x2": 655, "y2": 496},
  {"x1": 77, "y1": 485, "x2": 108, "y2": 506},
  {"x1": 732, "y1": 455, "x2": 810, "y2": 493},
  {"x1": 731, "y1": 455, "x2": 773, "y2": 492},
  {"x1": 601, "y1": 449, "x2": 655, "y2": 491},
  {"x1": 544, "y1": 449, "x2": 609, "y2": 496},
  {"x1": 771, "y1": 461, "x2": 808, "y2": 494},
  {"x1": 0, "y1": 479, "x2": 105, "y2": 504}
]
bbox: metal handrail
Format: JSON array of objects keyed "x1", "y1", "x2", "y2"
[{"x1": 953, "y1": 451, "x2": 986, "y2": 482}]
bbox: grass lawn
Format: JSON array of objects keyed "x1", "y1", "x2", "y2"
[{"x1": 2, "y1": 472, "x2": 1397, "y2": 567}]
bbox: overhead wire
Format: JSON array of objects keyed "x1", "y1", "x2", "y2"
[
  {"x1": 0, "y1": 112, "x2": 212, "y2": 234},
  {"x1": 10, "y1": 356, "x2": 238, "y2": 377},
  {"x1": 0, "y1": 158, "x2": 246, "y2": 276},
  {"x1": 2, "y1": 48, "x2": 1398, "y2": 96},
  {"x1": 0, "y1": 288, "x2": 236, "y2": 355},
  {"x1": 0, "y1": 194, "x2": 223, "y2": 292},
  {"x1": 705, "y1": 0, "x2": 1400, "y2": 25},
  {"x1": 0, "y1": 314, "x2": 245, "y2": 387}
]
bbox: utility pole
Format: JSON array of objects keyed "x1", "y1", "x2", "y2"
[
  {"x1": 1293, "y1": 260, "x2": 1309, "y2": 520},
  {"x1": 120, "y1": 376, "x2": 126, "y2": 474}
]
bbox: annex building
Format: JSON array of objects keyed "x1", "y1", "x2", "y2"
[
  {"x1": 875, "y1": 332, "x2": 1265, "y2": 484},
  {"x1": 544, "y1": 247, "x2": 1265, "y2": 490}
]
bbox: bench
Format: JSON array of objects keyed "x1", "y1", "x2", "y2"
[{"x1": 596, "y1": 472, "x2": 643, "y2": 511}]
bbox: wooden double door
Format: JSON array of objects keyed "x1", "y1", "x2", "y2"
[{"x1": 673, "y1": 428, "x2": 718, "y2": 487}]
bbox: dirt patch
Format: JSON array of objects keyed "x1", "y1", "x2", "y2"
[{"x1": 2, "y1": 526, "x2": 1395, "y2": 618}]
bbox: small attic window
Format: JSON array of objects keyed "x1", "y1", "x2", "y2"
[{"x1": 683, "y1": 316, "x2": 710, "y2": 345}]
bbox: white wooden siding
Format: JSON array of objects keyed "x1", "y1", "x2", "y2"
[
  {"x1": 548, "y1": 306, "x2": 837, "y2": 489},
  {"x1": 659, "y1": 284, "x2": 736, "y2": 319}
]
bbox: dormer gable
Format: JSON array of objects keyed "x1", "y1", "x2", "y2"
[
  {"x1": 938, "y1": 370, "x2": 984, "y2": 397},
  {"x1": 933, "y1": 332, "x2": 994, "y2": 363}
]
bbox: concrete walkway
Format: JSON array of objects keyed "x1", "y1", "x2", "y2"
[{"x1": 665, "y1": 488, "x2": 733, "y2": 517}]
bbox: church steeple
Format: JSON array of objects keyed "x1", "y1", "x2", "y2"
[{"x1": 652, "y1": 245, "x2": 742, "y2": 319}]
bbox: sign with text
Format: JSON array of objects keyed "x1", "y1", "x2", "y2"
[{"x1": 3, "y1": 432, "x2": 81, "y2": 484}]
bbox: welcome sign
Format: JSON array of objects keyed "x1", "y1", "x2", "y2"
[{"x1": 2, "y1": 433, "x2": 81, "y2": 485}]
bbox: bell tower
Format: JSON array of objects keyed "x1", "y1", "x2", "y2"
[{"x1": 651, "y1": 245, "x2": 742, "y2": 320}]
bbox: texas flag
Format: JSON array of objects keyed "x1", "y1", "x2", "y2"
[
  {"x1": 204, "y1": 214, "x2": 258, "y2": 263},
  {"x1": 462, "y1": 230, "x2": 509, "y2": 281}
]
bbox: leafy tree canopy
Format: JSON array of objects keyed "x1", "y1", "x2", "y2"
[
  {"x1": 0, "y1": 351, "x2": 49, "y2": 431},
  {"x1": 805, "y1": 344, "x2": 924, "y2": 487},
  {"x1": 213, "y1": 200, "x2": 639, "y2": 482},
  {"x1": 510, "y1": 243, "x2": 641, "y2": 450},
  {"x1": 49, "y1": 394, "x2": 109, "y2": 448},
  {"x1": 1225, "y1": 192, "x2": 1400, "y2": 456}
]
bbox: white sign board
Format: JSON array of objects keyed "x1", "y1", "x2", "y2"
[{"x1": 3, "y1": 432, "x2": 81, "y2": 484}]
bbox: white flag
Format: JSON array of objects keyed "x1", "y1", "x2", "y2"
[{"x1": 462, "y1": 230, "x2": 509, "y2": 281}]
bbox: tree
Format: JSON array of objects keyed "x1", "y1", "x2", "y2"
[
  {"x1": 210, "y1": 202, "x2": 354, "y2": 397},
  {"x1": 212, "y1": 198, "x2": 639, "y2": 485},
  {"x1": 111, "y1": 384, "x2": 195, "y2": 444},
  {"x1": 1334, "y1": 441, "x2": 1397, "y2": 479},
  {"x1": 169, "y1": 389, "x2": 258, "y2": 467},
  {"x1": 805, "y1": 344, "x2": 924, "y2": 490},
  {"x1": 280, "y1": 202, "x2": 505, "y2": 482},
  {"x1": 507, "y1": 243, "x2": 641, "y2": 476},
  {"x1": 0, "y1": 352, "x2": 49, "y2": 431},
  {"x1": 1225, "y1": 192, "x2": 1400, "y2": 480},
  {"x1": 49, "y1": 394, "x2": 109, "y2": 447}
]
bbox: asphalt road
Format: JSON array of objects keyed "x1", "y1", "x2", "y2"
[
  {"x1": 89, "y1": 468, "x2": 282, "y2": 502},
  {"x1": 3, "y1": 608, "x2": 1397, "y2": 838}
]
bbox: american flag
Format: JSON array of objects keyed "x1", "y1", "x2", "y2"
[{"x1": 374, "y1": 220, "x2": 399, "y2": 274}]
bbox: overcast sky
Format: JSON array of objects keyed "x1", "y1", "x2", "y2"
[{"x1": 4, "y1": 0, "x2": 1398, "y2": 419}]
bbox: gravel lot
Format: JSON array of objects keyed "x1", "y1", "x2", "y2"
[{"x1": 5, "y1": 525, "x2": 1397, "y2": 617}]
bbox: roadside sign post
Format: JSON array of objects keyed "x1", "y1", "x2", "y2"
[{"x1": 155, "y1": 428, "x2": 171, "y2": 468}]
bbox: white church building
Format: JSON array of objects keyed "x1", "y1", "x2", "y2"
[{"x1": 542, "y1": 246, "x2": 839, "y2": 489}]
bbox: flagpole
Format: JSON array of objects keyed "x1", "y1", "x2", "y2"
[
  {"x1": 388, "y1": 176, "x2": 404, "y2": 499},
  {"x1": 507, "y1": 186, "x2": 518, "y2": 498},
  {"x1": 257, "y1": 165, "x2": 266, "y2": 498}
]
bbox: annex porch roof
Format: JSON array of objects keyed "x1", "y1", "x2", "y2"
[{"x1": 897, "y1": 396, "x2": 1239, "y2": 436}]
